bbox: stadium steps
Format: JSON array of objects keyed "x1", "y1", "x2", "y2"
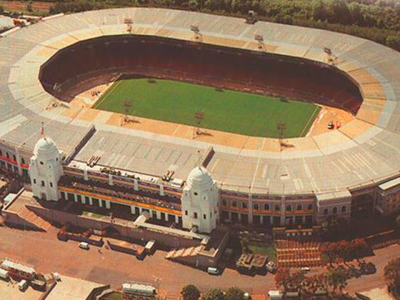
[{"x1": 18, "y1": 206, "x2": 53, "y2": 231}]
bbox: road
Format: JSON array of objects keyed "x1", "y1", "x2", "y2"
[
  {"x1": 0, "y1": 226, "x2": 273, "y2": 296},
  {"x1": 0, "y1": 225, "x2": 398, "y2": 297}
]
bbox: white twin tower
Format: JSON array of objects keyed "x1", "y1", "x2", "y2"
[{"x1": 29, "y1": 134, "x2": 219, "y2": 233}]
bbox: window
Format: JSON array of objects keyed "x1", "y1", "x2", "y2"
[
  {"x1": 264, "y1": 204, "x2": 270, "y2": 210},
  {"x1": 33, "y1": 179, "x2": 36, "y2": 184},
  {"x1": 297, "y1": 204, "x2": 302, "y2": 211},
  {"x1": 324, "y1": 208, "x2": 328, "y2": 215},
  {"x1": 333, "y1": 207, "x2": 338, "y2": 214},
  {"x1": 203, "y1": 214, "x2": 206, "y2": 220},
  {"x1": 253, "y1": 203, "x2": 259, "y2": 210},
  {"x1": 0, "y1": 150, "x2": 2, "y2": 156},
  {"x1": 50, "y1": 182, "x2": 53, "y2": 188},
  {"x1": 21, "y1": 158, "x2": 25, "y2": 164},
  {"x1": 307, "y1": 204, "x2": 313, "y2": 210},
  {"x1": 242, "y1": 202, "x2": 247, "y2": 209},
  {"x1": 222, "y1": 199, "x2": 227, "y2": 206},
  {"x1": 41, "y1": 180, "x2": 45, "y2": 187},
  {"x1": 194, "y1": 212, "x2": 198, "y2": 219},
  {"x1": 40, "y1": 161, "x2": 44, "y2": 165},
  {"x1": 185, "y1": 210, "x2": 188, "y2": 215},
  {"x1": 194, "y1": 192, "x2": 198, "y2": 196},
  {"x1": 6, "y1": 152, "x2": 9, "y2": 158},
  {"x1": 275, "y1": 205, "x2": 280, "y2": 211},
  {"x1": 342, "y1": 206, "x2": 346, "y2": 213},
  {"x1": 232, "y1": 201, "x2": 237, "y2": 207},
  {"x1": 13, "y1": 155, "x2": 16, "y2": 161},
  {"x1": 286, "y1": 205, "x2": 292, "y2": 211}
]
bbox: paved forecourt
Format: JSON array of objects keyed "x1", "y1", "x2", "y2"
[{"x1": 0, "y1": 8, "x2": 400, "y2": 196}]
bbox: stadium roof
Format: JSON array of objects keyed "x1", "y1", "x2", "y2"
[{"x1": 1, "y1": 8, "x2": 400, "y2": 196}]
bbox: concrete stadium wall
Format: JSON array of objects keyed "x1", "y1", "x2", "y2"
[{"x1": 27, "y1": 205, "x2": 201, "y2": 249}]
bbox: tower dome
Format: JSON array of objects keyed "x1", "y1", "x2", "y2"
[
  {"x1": 33, "y1": 137, "x2": 58, "y2": 157},
  {"x1": 187, "y1": 166, "x2": 213, "y2": 190},
  {"x1": 30, "y1": 136, "x2": 63, "y2": 202}
]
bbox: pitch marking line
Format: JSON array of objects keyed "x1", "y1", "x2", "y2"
[
  {"x1": 93, "y1": 80, "x2": 122, "y2": 109},
  {"x1": 302, "y1": 105, "x2": 321, "y2": 137}
]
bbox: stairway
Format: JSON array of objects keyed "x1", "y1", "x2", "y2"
[
  {"x1": 165, "y1": 245, "x2": 203, "y2": 264},
  {"x1": 18, "y1": 207, "x2": 53, "y2": 231}
]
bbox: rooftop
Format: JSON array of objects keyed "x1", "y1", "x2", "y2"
[
  {"x1": 1, "y1": 8, "x2": 400, "y2": 196},
  {"x1": 58, "y1": 175, "x2": 181, "y2": 211},
  {"x1": 45, "y1": 274, "x2": 107, "y2": 300}
]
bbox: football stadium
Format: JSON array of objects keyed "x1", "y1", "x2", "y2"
[{"x1": 1, "y1": 7, "x2": 400, "y2": 232}]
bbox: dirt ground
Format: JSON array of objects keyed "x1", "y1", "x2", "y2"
[
  {"x1": 307, "y1": 105, "x2": 354, "y2": 136},
  {"x1": 0, "y1": 225, "x2": 397, "y2": 298},
  {"x1": 0, "y1": 1, "x2": 52, "y2": 15},
  {"x1": 0, "y1": 226, "x2": 272, "y2": 297},
  {"x1": 63, "y1": 83, "x2": 357, "y2": 152}
]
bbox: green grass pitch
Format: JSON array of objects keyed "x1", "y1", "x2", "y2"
[{"x1": 93, "y1": 78, "x2": 321, "y2": 138}]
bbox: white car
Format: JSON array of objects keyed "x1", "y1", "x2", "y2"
[
  {"x1": 18, "y1": 280, "x2": 28, "y2": 292},
  {"x1": 207, "y1": 267, "x2": 219, "y2": 275},
  {"x1": 79, "y1": 242, "x2": 89, "y2": 250},
  {"x1": 301, "y1": 267, "x2": 311, "y2": 272}
]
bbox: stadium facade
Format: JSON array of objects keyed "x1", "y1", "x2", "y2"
[{"x1": 1, "y1": 8, "x2": 400, "y2": 232}]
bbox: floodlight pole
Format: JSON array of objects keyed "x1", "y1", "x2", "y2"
[
  {"x1": 124, "y1": 18, "x2": 133, "y2": 33},
  {"x1": 324, "y1": 47, "x2": 337, "y2": 65},
  {"x1": 255, "y1": 34, "x2": 264, "y2": 51},
  {"x1": 193, "y1": 110, "x2": 204, "y2": 139},
  {"x1": 121, "y1": 99, "x2": 133, "y2": 126},
  {"x1": 191, "y1": 25, "x2": 202, "y2": 42},
  {"x1": 277, "y1": 121, "x2": 287, "y2": 152}
]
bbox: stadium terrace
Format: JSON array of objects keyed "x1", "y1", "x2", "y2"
[{"x1": 1, "y1": 7, "x2": 400, "y2": 231}]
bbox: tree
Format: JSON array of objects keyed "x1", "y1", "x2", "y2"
[
  {"x1": 384, "y1": 257, "x2": 400, "y2": 287},
  {"x1": 348, "y1": 2, "x2": 364, "y2": 26},
  {"x1": 275, "y1": 268, "x2": 291, "y2": 292},
  {"x1": 349, "y1": 238, "x2": 369, "y2": 261},
  {"x1": 189, "y1": 0, "x2": 199, "y2": 10},
  {"x1": 325, "y1": 267, "x2": 348, "y2": 294},
  {"x1": 0, "y1": 5, "x2": 4, "y2": 14},
  {"x1": 386, "y1": 35, "x2": 400, "y2": 51},
  {"x1": 312, "y1": 0, "x2": 328, "y2": 22},
  {"x1": 27, "y1": 1, "x2": 33, "y2": 13},
  {"x1": 226, "y1": 287, "x2": 245, "y2": 300},
  {"x1": 202, "y1": 289, "x2": 226, "y2": 300},
  {"x1": 321, "y1": 242, "x2": 339, "y2": 266},
  {"x1": 327, "y1": 0, "x2": 351, "y2": 25},
  {"x1": 181, "y1": 285, "x2": 201, "y2": 300}
]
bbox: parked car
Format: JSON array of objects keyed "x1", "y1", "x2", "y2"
[
  {"x1": 79, "y1": 242, "x2": 89, "y2": 250},
  {"x1": 0, "y1": 269, "x2": 9, "y2": 281},
  {"x1": 18, "y1": 280, "x2": 28, "y2": 292},
  {"x1": 207, "y1": 267, "x2": 219, "y2": 275}
]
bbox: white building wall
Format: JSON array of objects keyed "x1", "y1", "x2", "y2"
[
  {"x1": 29, "y1": 137, "x2": 63, "y2": 201},
  {"x1": 181, "y1": 167, "x2": 219, "y2": 233}
]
